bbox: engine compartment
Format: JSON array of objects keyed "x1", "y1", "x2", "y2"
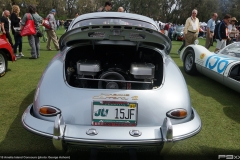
[{"x1": 65, "y1": 45, "x2": 164, "y2": 90}]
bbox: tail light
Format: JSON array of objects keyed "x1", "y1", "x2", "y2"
[
  {"x1": 39, "y1": 106, "x2": 61, "y2": 116},
  {"x1": 166, "y1": 108, "x2": 187, "y2": 119}
]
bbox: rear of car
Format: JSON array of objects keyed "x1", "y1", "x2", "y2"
[{"x1": 22, "y1": 12, "x2": 201, "y2": 154}]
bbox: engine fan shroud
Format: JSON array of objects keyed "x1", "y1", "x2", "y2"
[{"x1": 98, "y1": 71, "x2": 127, "y2": 89}]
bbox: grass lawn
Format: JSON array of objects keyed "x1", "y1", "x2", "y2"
[{"x1": 0, "y1": 29, "x2": 239, "y2": 159}]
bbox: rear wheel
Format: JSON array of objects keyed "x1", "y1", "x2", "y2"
[
  {"x1": 183, "y1": 49, "x2": 198, "y2": 75},
  {"x1": 0, "y1": 51, "x2": 8, "y2": 77}
]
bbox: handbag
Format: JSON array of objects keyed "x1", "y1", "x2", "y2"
[
  {"x1": 31, "y1": 14, "x2": 43, "y2": 37},
  {"x1": 42, "y1": 15, "x2": 51, "y2": 29},
  {"x1": 36, "y1": 30, "x2": 43, "y2": 37},
  {"x1": 20, "y1": 13, "x2": 36, "y2": 36},
  {"x1": 13, "y1": 27, "x2": 21, "y2": 36}
]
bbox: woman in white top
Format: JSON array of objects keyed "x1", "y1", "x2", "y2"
[{"x1": 227, "y1": 17, "x2": 238, "y2": 45}]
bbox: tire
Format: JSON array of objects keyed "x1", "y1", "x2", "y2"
[
  {"x1": 0, "y1": 51, "x2": 8, "y2": 77},
  {"x1": 183, "y1": 49, "x2": 198, "y2": 75}
]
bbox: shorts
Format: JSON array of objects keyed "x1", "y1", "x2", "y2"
[
  {"x1": 216, "y1": 39, "x2": 226, "y2": 49},
  {"x1": 164, "y1": 30, "x2": 168, "y2": 36}
]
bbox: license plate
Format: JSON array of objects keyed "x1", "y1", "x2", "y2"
[{"x1": 92, "y1": 101, "x2": 137, "y2": 126}]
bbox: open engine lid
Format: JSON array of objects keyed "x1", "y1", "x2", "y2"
[{"x1": 59, "y1": 25, "x2": 172, "y2": 54}]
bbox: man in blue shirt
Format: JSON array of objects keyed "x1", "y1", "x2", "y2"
[{"x1": 205, "y1": 13, "x2": 218, "y2": 49}]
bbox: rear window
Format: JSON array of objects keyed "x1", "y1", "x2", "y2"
[{"x1": 71, "y1": 18, "x2": 158, "y2": 30}]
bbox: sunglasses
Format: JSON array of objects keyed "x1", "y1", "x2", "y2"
[{"x1": 192, "y1": 13, "x2": 197, "y2": 14}]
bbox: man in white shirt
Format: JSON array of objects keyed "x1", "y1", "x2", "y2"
[{"x1": 183, "y1": 9, "x2": 200, "y2": 47}]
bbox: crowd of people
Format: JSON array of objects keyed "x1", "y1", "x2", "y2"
[
  {"x1": 0, "y1": 1, "x2": 126, "y2": 60},
  {"x1": 0, "y1": 1, "x2": 239, "y2": 59},
  {"x1": 160, "y1": 9, "x2": 239, "y2": 54},
  {"x1": 0, "y1": 4, "x2": 60, "y2": 59}
]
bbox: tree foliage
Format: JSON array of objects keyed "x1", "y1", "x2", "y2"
[{"x1": 0, "y1": 0, "x2": 239, "y2": 23}]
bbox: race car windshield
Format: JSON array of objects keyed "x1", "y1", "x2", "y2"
[
  {"x1": 221, "y1": 43, "x2": 240, "y2": 58},
  {"x1": 72, "y1": 18, "x2": 157, "y2": 30}
]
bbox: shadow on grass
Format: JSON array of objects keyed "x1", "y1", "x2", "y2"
[
  {"x1": 0, "y1": 89, "x2": 65, "y2": 156},
  {"x1": 178, "y1": 66, "x2": 240, "y2": 123}
]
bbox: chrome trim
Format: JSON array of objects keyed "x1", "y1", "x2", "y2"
[
  {"x1": 86, "y1": 128, "x2": 98, "y2": 136},
  {"x1": 129, "y1": 130, "x2": 142, "y2": 137},
  {"x1": 173, "y1": 124, "x2": 201, "y2": 141},
  {"x1": 160, "y1": 117, "x2": 173, "y2": 155},
  {"x1": 64, "y1": 137, "x2": 162, "y2": 144},
  {"x1": 77, "y1": 77, "x2": 153, "y2": 84},
  {"x1": 52, "y1": 114, "x2": 66, "y2": 150},
  {"x1": 161, "y1": 117, "x2": 173, "y2": 142}
]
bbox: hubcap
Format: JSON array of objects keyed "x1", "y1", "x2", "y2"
[
  {"x1": 185, "y1": 53, "x2": 193, "y2": 71},
  {"x1": 0, "y1": 54, "x2": 5, "y2": 73}
]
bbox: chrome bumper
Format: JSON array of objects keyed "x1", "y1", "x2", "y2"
[{"x1": 22, "y1": 104, "x2": 201, "y2": 153}]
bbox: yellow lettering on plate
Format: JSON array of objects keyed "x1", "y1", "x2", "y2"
[
  {"x1": 131, "y1": 96, "x2": 138, "y2": 100},
  {"x1": 129, "y1": 104, "x2": 136, "y2": 108}
]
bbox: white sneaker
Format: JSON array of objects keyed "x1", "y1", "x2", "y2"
[{"x1": 19, "y1": 52, "x2": 24, "y2": 57}]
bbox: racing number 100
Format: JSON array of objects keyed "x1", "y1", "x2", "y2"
[
  {"x1": 205, "y1": 55, "x2": 233, "y2": 73},
  {"x1": 115, "y1": 108, "x2": 135, "y2": 119}
]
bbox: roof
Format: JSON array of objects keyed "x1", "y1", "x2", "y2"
[{"x1": 69, "y1": 12, "x2": 159, "y2": 30}]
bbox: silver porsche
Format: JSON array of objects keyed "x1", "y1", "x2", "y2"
[{"x1": 22, "y1": 12, "x2": 201, "y2": 154}]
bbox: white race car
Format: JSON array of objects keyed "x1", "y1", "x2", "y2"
[{"x1": 180, "y1": 42, "x2": 240, "y2": 93}]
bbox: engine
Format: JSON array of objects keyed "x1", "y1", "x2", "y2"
[{"x1": 67, "y1": 59, "x2": 156, "y2": 90}]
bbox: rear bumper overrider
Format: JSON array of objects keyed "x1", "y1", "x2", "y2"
[{"x1": 22, "y1": 104, "x2": 201, "y2": 153}]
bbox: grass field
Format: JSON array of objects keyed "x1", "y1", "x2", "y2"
[{"x1": 0, "y1": 28, "x2": 239, "y2": 160}]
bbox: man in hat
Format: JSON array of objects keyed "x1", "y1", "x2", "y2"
[
  {"x1": 227, "y1": 17, "x2": 238, "y2": 45},
  {"x1": 45, "y1": 9, "x2": 59, "y2": 51}
]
